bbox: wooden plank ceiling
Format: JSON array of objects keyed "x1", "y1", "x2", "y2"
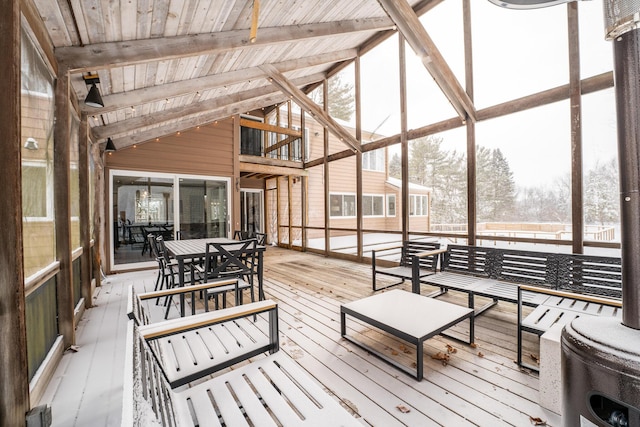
[{"x1": 32, "y1": 0, "x2": 463, "y2": 151}]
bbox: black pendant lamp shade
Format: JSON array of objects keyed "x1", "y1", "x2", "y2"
[
  {"x1": 105, "y1": 137, "x2": 116, "y2": 152},
  {"x1": 84, "y1": 73, "x2": 104, "y2": 108}
]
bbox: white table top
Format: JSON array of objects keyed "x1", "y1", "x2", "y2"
[{"x1": 342, "y1": 289, "x2": 473, "y2": 339}]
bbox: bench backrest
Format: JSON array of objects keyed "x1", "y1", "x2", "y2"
[
  {"x1": 556, "y1": 253, "x2": 622, "y2": 298},
  {"x1": 400, "y1": 240, "x2": 441, "y2": 271},
  {"x1": 441, "y1": 245, "x2": 492, "y2": 277},
  {"x1": 490, "y1": 248, "x2": 559, "y2": 289}
]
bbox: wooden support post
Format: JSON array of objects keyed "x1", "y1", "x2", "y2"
[
  {"x1": 355, "y1": 57, "x2": 363, "y2": 259},
  {"x1": 399, "y1": 36, "x2": 409, "y2": 241},
  {"x1": 323, "y1": 80, "x2": 331, "y2": 253},
  {"x1": 79, "y1": 115, "x2": 92, "y2": 308},
  {"x1": 54, "y1": 67, "x2": 75, "y2": 347},
  {"x1": 0, "y1": 1, "x2": 30, "y2": 423},
  {"x1": 301, "y1": 112, "x2": 308, "y2": 249},
  {"x1": 463, "y1": 0, "x2": 476, "y2": 246},
  {"x1": 568, "y1": 2, "x2": 584, "y2": 254},
  {"x1": 91, "y1": 141, "x2": 104, "y2": 285},
  {"x1": 233, "y1": 114, "x2": 241, "y2": 236},
  {"x1": 288, "y1": 175, "x2": 293, "y2": 249}
]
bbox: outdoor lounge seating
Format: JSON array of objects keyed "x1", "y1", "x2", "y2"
[
  {"x1": 127, "y1": 284, "x2": 278, "y2": 388},
  {"x1": 371, "y1": 240, "x2": 442, "y2": 292},
  {"x1": 415, "y1": 245, "x2": 623, "y2": 371},
  {"x1": 516, "y1": 253, "x2": 623, "y2": 370},
  {"x1": 420, "y1": 245, "x2": 567, "y2": 315},
  {"x1": 123, "y1": 301, "x2": 361, "y2": 426}
]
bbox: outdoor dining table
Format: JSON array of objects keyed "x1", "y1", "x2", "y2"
[{"x1": 163, "y1": 237, "x2": 267, "y2": 302}]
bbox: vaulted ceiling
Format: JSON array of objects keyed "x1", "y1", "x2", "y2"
[{"x1": 31, "y1": 0, "x2": 472, "y2": 151}]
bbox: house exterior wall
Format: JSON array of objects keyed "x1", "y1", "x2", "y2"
[{"x1": 106, "y1": 119, "x2": 234, "y2": 176}]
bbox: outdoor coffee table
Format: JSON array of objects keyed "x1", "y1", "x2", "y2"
[{"x1": 340, "y1": 289, "x2": 474, "y2": 380}]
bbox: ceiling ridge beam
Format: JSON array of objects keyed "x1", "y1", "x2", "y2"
[
  {"x1": 260, "y1": 64, "x2": 361, "y2": 153},
  {"x1": 83, "y1": 49, "x2": 357, "y2": 114},
  {"x1": 377, "y1": 0, "x2": 477, "y2": 122},
  {"x1": 57, "y1": 18, "x2": 394, "y2": 71},
  {"x1": 94, "y1": 73, "x2": 325, "y2": 140}
]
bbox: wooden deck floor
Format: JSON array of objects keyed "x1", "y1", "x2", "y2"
[{"x1": 39, "y1": 246, "x2": 562, "y2": 426}]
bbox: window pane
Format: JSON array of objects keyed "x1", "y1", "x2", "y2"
[
  {"x1": 408, "y1": 127, "x2": 466, "y2": 233},
  {"x1": 582, "y1": 89, "x2": 619, "y2": 244},
  {"x1": 579, "y1": 1, "x2": 613, "y2": 79},
  {"x1": 70, "y1": 112, "x2": 80, "y2": 249},
  {"x1": 476, "y1": 101, "x2": 571, "y2": 243},
  {"x1": 363, "y1": 195, "x2": 372, "y2": 216},
  {"x1": 472, "y1": 1, "x2": 568, "y2": 108},
  {"x1": 22, "y1": 166, "x2": 47, "y2": 217},
  {"x1": 21, "y1": 27, "x2": 56, "y2": 278},
  {"x1": 361, "y1": 34, "x2": 400, "y2": 140},
  {"x1": 373, "y1": 196, "x2": 383, "y2": 216},
  {"x1": 387, "y1": 195, "x2": 396, "y2": 217},
  {"x1": 330, "y1": 194, "x2": 342, "y2": 217},
  {"x1": 344, "y1": 195, "x2": 356, "y2": 217}
]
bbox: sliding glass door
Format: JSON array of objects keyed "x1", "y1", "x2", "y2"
[
  {"x1": 240, "y1": 189, "x2": 264, "y2": 236},
  {"x1": 110, "y1": 170, "x2": 229, "y2": 270},
  {"x1": 178, "y1": 178, "x2": 229, "y2": 239}
]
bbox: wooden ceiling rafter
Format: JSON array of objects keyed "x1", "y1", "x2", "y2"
[
  {"x1": 82, "y1": 48, "x2": 358, "y2": 115},
  {"x1": 260, "y1": 63, "x2": 361, "y2": 153},
  {"x1": 56, "y1": 17, "x2": 395, "y2": 72}
]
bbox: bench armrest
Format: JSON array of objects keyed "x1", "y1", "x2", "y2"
[
  {"x1": 139, "y1": 299, "x2": 278, "y2": 340},
  {"x1": 518, "y1": 284, "x2": 622, "y2": 308},
  {"x1": 137, "y1": 278, "x2": 239, "y2": 301},
  {"x1": 414, "y1": 248, "x2": 447, "y2": 258}
]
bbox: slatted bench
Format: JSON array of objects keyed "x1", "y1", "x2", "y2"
[
  {"x1": 418, "y1": 245, "x2": 552, "y2": 315},
  {"x1": 517, "y1": 253, "x2": 622, "y2": 370},
  {"x1": 371, "y1": 240, "x2": 442, "y2": 292},
  {"x1": 123, "y1": 319, "x2": 361, "y2": 426},
  {"x1": 127, "y1": 283, "x2": 278, "y2": 388}
]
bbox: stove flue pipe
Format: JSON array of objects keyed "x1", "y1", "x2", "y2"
[{"x1": 607, "y1": 0, "x2": 640, "y2": 330}]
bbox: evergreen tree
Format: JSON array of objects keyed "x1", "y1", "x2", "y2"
[
  {"x1": 476, "y1": 146, "x2": 516, "y2": 223},
  {"x1": 388, "y1": 152, "x2": 401, "y2": 179},
  {"x1": 309, "y1": 76, "x2": 354, "y2": 122}
]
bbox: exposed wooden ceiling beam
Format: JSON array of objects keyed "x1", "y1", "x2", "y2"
[
  {"x1": 82, "y1": 49, "x2": 357, "y2": 114},
  {"x1": 94, "y1": 73, "x2": 324, "y2": 140},
  {"x1": 377, "y1": 0, "x2": 477, "y2": 122},
  {"x1": 260, "y1": 64, "x2": 361, "y2": 153},
  {"x1": 57, "y1": 18, "x2": 394, "y2": 71}
]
